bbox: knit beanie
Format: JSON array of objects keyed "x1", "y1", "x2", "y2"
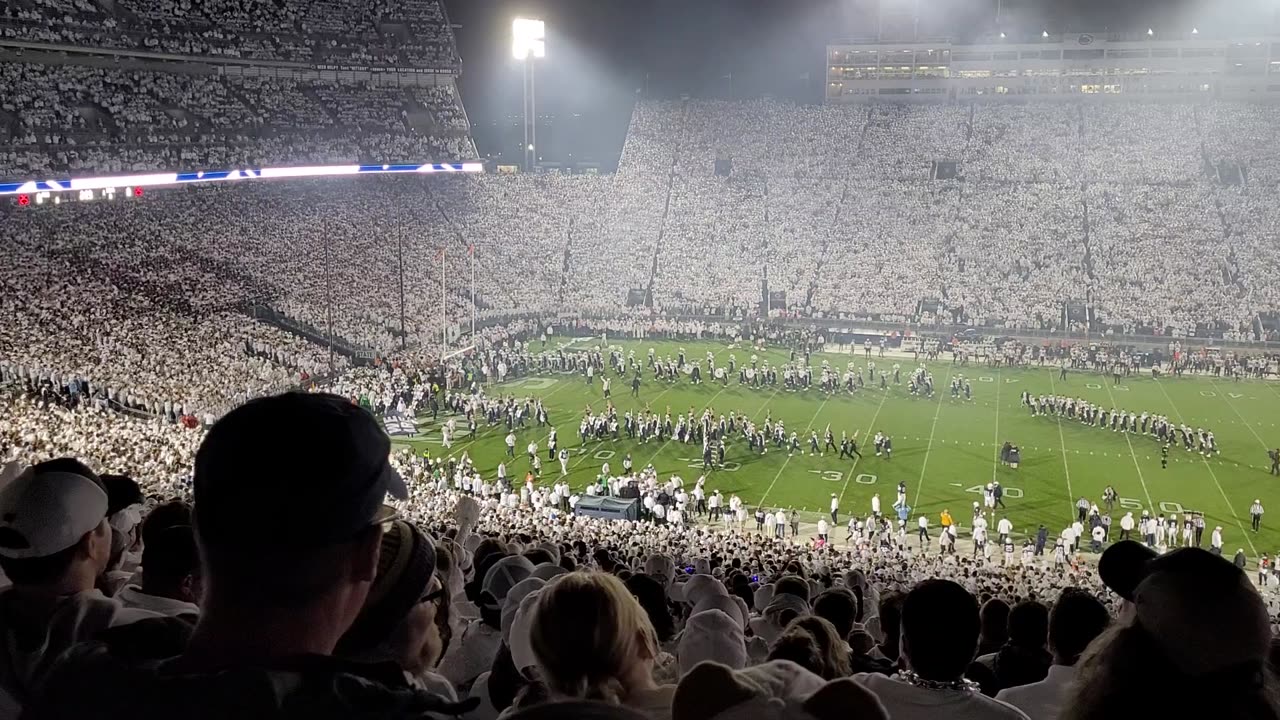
[{"x1": 337, "y1": 520, "x2": 436, "y2": 653}]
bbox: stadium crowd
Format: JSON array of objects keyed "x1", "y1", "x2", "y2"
[
  {"x1": 0, "y1": 0, "x2": 458, "y2": 67},
  {"x1": 0, "y1": 391, "x2": 1275, "y2": 720},
  {"x1": 7, "y1": 17, "x2": 1280, "y2": 716},
  {"x1": 5, "y1": 91, "x2": 1280, "y2": 340},
  {"x1": 0, "y1": 63, "x2": 472, "y2": 177}
]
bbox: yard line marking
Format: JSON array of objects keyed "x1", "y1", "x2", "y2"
[
  {"x1": 912, "y1": 369, "x2": 953, "y2": 510},
  {"x1": 838, "y1": 387, "x2": 890, "y2": 507},
  {"x1": 1207, "y1": 378, "x2": 1272, "y2": 455},
  {"x1": 1260, "y1": 378, "x2": 1280, "y2": 404},
  {"x1": 1100, "y1": 380, "x2": 1155, "y2": 511},
  {"x1": 1047, "y1": 371, "x2": 1077, "y2": 517},
  {"x1": 991, "y1": 370, "x2": 1001, "y2": 484},
  {"x1": 759, "y1": 397, "x2": 831, "y2": 507},
  {"x1": 1153, "y1": 376, "x2": 1256, "y2": 556}
]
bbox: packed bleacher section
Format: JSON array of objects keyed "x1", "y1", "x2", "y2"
[
  {"x1": 0, "y1": 62, "x2": 472, "y2": 176},
  {"x1": 0, "y1": 0, "x2": 458, "y2": 67},
  {"x1": 9, "y1": 95, "x2": 1280, "y2": 430},
  {"x1": 8, "y1": 82, "x2": 1280, "y2": 339}
]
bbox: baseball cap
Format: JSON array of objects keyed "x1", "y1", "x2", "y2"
[
  {"x1": 481, "y1": 555, "x2": 536, "y2": 610},
  {"x1": 1099, "y1": 541, "x2": 1271, "y2": 675},
  {"x1": 193, "y1": 393, "x2": 407, "y2": 550},
  {"x1": 0, "y1": 459, "x2": 108, "y2": 559}
]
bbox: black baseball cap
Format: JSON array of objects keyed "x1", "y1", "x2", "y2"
[{"x1": 193, "y1": 393, "x2": 408, "y2": 550}]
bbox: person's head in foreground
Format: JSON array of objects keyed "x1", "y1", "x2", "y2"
[
  {"x1": 138, "y1": 525, "x2": 202, "y2": 610},
  {"x1": 187, "y1": 392, "x2": 406, "y2": 662},
  {"x1": 0, "y1": 458, "x2": 114, "y2": 596},
  {"x1": 901, "y1": 579, "x2": 981, "y2": 683},
  {"x1": 1062, "y1": 542, "x2": 1279, "y2": 720},
  {"x1": 530, "y1": 571, "x2": 672, "y2": 715},
  {"x1": 22, "y1": 392, "x2": 483, "y2": 719},
  {"x1": 1046, "y1": 589, "x2": 1110, "y2": 668},
  {"x1": 336, "y1": 519, "x2": 450, "y2": 678},
  {"x1": 767, "y1": 615, "x2": 851, "y2": 680}
]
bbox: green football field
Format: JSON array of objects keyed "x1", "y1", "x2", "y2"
[{"x1": 394, "y1": 338, "x2": 1280, "y2": 558}]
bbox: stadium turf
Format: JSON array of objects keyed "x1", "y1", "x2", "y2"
[{"x1": 394, "y1": 338, "x2": 1280, "y2": 558}]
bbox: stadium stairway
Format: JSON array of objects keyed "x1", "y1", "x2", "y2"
[
  {"x1": 244, "y1": 303, "x2": 372, "y2": 365},
  {"x1": 644, "y1": 100, "x2": 689, "y2": 304},
  {"x1": 302, "y1": 86, "x2": 342, "y2": 125},
  {"x1": 558, "y1": 218, "x2": 574, "y2": 302}
]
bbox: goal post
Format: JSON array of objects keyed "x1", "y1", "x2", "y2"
[{"x1": 440, "y1": 345, "x2": 476, "y2": 390}]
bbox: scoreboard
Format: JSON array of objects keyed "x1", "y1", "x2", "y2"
[{"x1": 18, "y1": 186, "x2": 145, "y2": 207}]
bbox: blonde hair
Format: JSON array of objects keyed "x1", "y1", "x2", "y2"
[{"x1": 531, "y1": 572, "x2": 659, "y2": 703}]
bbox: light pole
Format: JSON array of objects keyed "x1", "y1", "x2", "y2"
[{"x1": 513, "y1": 17, "x2": 545, "y2": 172}]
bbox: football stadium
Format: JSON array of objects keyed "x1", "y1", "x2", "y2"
[{"x1": 4, "y1": 0, "x2": 1280, "y2": 717}]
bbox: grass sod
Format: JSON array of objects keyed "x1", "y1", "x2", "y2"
[{"x1": 392, "y1": 338, "x2": 1280, "y2": 559}]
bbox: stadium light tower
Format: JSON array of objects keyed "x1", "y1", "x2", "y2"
[{"x1": 513, "y1": 18, "x2": 545, "y2": 172}]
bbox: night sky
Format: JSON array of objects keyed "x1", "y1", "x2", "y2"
[{"x1": 443, "y1": 0, "x2": 1276, "y2": 167}]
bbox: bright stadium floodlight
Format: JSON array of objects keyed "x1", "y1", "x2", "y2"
[
  {"x1": 514, "y1": 17, "x2": 545, "y2": 172},
  {"x1": 1191, "y1": 27, "x2": 1199, "y2": 34},
  {"x1": 512, "y1": 18, "x2": 545, "y2": 60},
  {"x1": 1147, "y1": 28, "x2": 1154, "y2": 36},
  {"x1": 1042, "y1": 30, "x2": 1049, "y2": 38},
  {"x1": 999, "y1": 31, "x2": 1006, "y2": 38}
]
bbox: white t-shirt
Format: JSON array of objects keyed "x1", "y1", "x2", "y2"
[
  {"x1": 854, "y1": 673, "x2": 1031, "y2": 720},
  {"x1": 995, "y1": 665, "x2": 1076, "y2": 720}
]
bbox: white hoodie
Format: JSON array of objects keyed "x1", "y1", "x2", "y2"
[{"x1": 0, "y1": 588, "x2": 158, "y2": 716}]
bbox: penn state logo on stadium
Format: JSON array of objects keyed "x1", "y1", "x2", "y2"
[{"x1": 1078, "y1": 34, "x2": 1094, "y2": 45}]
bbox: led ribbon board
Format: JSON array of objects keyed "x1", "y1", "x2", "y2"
[{"x1": 0, "y1": 162, "x2": 484, "y2": 197}]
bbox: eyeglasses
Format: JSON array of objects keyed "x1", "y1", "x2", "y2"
[{"x1": 420, "y1": 587, "x2": 446, "y2": 606}]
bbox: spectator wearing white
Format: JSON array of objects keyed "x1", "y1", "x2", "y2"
[
  {"x1": 115, "y1": 525, "x2": 201, "y2": 619},
  {"x1": 24, "y1": 392, "x2": 465, "y2": 719},
  {"x1": 853, "y1": 579, "x2": 1030, "y2": 720},
  {"x1": 0, "y1": 458, "x2": 157, "y2": 715},
  {"x1": 678, "y1": 609, "x2": 747, "y2": 676},
  {"x1": 439, "y1": 553, "x2": 533, "y2": 688},
  {"x1": 996, "y1": 590, "x2": 1110, "y2": 720}
]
